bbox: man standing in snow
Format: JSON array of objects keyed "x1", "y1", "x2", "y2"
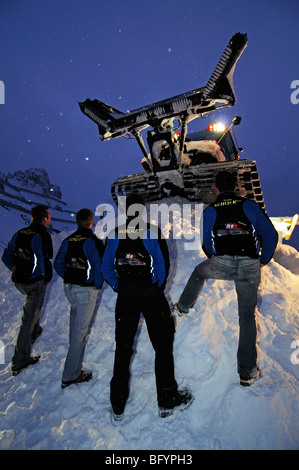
[
  {"x1": 54, "y1": 208, "x2": 104, "y2": 388},
  {"x1": 2, "y1": 205, "x2": 53, "y2": 376},
  {"x1": 173, "y1": 171, "x2": 278, "y2": 386},
  {"x1": 101, "y1": 194, "x2": 193, "y2": 423}
]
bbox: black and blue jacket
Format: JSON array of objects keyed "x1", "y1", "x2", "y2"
[
  {"x1": 202, "y1": 192, "x2": 278, "y2": 265},
  {"x1": 54, "y1": 228, "x2": 104, "y2": 289},
  {"x1": 2, "y1": 222, "x2": 53, "y2": 284},
  {"x1": 102, "y1": 221, "x2": 168, "y2": 291}
]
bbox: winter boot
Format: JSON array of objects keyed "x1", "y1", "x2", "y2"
[
  {"x1": 240, "y1": 368, "x2": 261, "y2": 387},
  {"x1": 61, "y1": 369, "x2": 92, "y2": 389},
  {"x1": 172, "y1": 303, "x2": 189, "y2": 317},
  {"x1": 11, "y1": 355, "x2": 40, "y2": 376},
  {"x1": 111, "y1": 401, "x2": 126, "y2": 425},
  {"x1": 158, "y1": 388, "x2": 194, "y2": 418},
  {"x1": 111, "y1": 410, "x2": 124, "y2": 425}
]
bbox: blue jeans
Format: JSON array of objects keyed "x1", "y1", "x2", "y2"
[
  {"x1": 178, "y1": 255, "x2": 261, "y2": 378},
  {"x1": 12, "y1": 280, "x2": 47, "y2": 370},
  {"x1": 63, "y1": 284, "x2": 98, "y2": 381}
]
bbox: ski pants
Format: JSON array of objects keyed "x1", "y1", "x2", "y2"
[
  {"x1": 110, "y1": 280, "x2": 178, "y2": 409},
  {"x1": 12, "y1": 279, "x2": 47, "y2": 370},
  {"x1": 177, "y1": 255, "x2": 261, "y2": 378},
  {"x1": 63, "y1": 284, "x2": 98, "y2": 381}
]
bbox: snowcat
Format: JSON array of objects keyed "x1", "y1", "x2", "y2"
[{"x1": 79, "y1": 32, "x2": 265, "y2": 210}]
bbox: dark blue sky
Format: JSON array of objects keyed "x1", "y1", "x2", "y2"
[{"x1": 1, "y1": 0, "x2": 299, "y2": 248}]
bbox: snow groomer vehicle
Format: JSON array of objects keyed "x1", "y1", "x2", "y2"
[{"x1": 79, "y1": 33, "x2": 265, "y2": 210}]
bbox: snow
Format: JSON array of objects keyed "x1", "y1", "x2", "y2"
[{"x1": 0, "y1": 199, "x2": 299, "y2": 451}]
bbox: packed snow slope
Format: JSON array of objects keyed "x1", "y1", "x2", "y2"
[{"x1": 0, "y1": 198, "x2": 299, "y2": 450}]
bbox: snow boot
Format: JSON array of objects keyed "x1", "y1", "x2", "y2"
[
  {"x1": 240, "y1": 368, "x2": 261, "y2": 387},
  {"x1": 61, "y1": 369, "x2": 92, "y2": 389},
  {"x1": 111, "y1": 404, "x2": 126, "y2": 425},
  {"x1": 11, "y1": 355, "x2": 40, "y2": 376},
  {"x1": 172, "y1": 303, "x2": 189, "y2": 317},
  {"x1": 111, "y1": 410, "x2": 124, "y2": 425},
  {"x1": 158, "y1": 388, "x2": 194, "y2": 418}
]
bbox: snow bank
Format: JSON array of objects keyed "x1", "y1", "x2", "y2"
[{"x1": 0, "y1": 201, "x2": 298, "y2": 450}]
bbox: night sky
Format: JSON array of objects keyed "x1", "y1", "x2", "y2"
[{"x1": 1, "y1": 0, "x2": 299, "y2": 248}]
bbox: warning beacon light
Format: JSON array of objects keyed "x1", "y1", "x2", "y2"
[{"x1": 206, "y1": 122, "x2": 227, "y2": 133}]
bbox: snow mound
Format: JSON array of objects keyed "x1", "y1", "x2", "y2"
[
  {"x1": 273, "y1": 243, "x2": 299, "y2": 275},
  {"x1": 0, "y1": 201, "x2": 299, "y2": 450}
]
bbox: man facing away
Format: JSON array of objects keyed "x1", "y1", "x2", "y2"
[
  {"x1": 173, "y1": 171, "x2": 278, "y2": 386},
  {"x1": 2, "y1": 205, "x2": 53, "y2": 376},
  {"x1": 54, "y1": 208, "x2": 104, "y2": 388},
  {"x1": 101, "y1": 194, "x2": 193, "y2": 423}
]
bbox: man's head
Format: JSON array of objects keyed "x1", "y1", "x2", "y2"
[
  {"x1": 215, "y1": 171, "x2": 237, "y2": 193},
  {"x1": 76, "y1": 208, "x2": 94, "y2": 229},
  {"x1": 31, "y1": 205, "x2": 51, "y2": 227}
]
